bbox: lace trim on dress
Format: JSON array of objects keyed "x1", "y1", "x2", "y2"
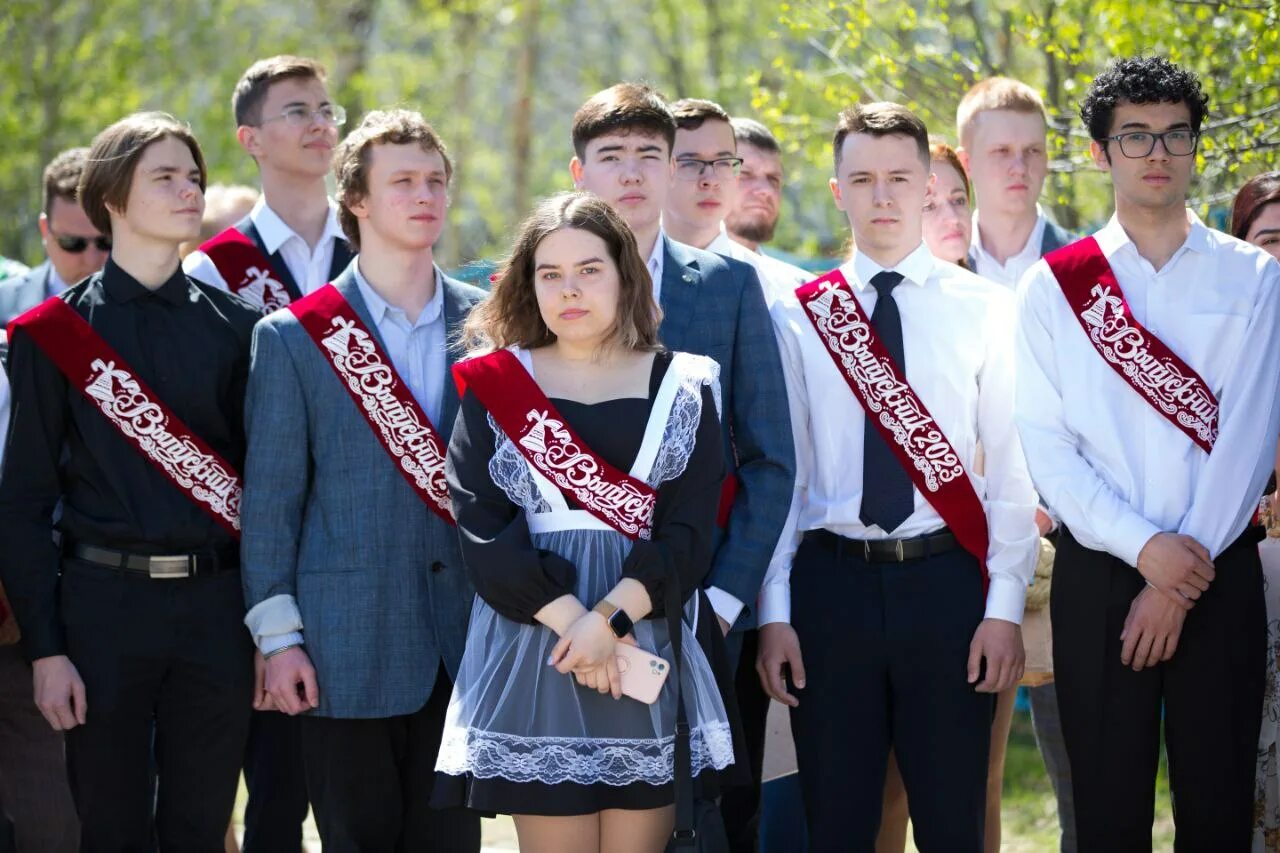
[
  {"x1": 488, "y1": 412, "x2": 552, "y2": 514},
  {"x1": 648, "y1": 354, "x2": 720, "y2": 488},
  {"x1": 436, "y1": 721, "x2": 735, "y2": 786}
]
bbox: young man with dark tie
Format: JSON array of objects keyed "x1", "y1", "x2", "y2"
[
  {"x1": 185, "y1": 55, "x2": 353, "y2": 311},
  {"x1": 568, "y1": 83, "x2": 795, "y2": 654},
  {"x1": 0, "y1": 111, "x2": 261, "y2": 852},
  {"x1": 756, "y1": 102, "x2": 1039, "y2": 852},
  {"x1": 1015, "y1": 56, "x2": 1280, "y2": 852},
  {"x1": 240, "y1": 109, "x2": 483, "y2": 852}
]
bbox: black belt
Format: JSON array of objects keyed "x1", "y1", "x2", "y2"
[
  {"x1": 68, "y1": 543, "x2": 239, "y2": 579},
  {"x1": 805, "y1": 528, "x2": 957, "y2": 562}
]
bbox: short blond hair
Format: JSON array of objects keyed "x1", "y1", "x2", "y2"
[{"x1": 956, "y1": 77, "x2": 1047, "y2": 148}]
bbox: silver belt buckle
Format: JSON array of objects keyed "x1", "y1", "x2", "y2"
[
  {"x1": 894, "y1": 539, "x2": 905, "y2": 561},
  {"x1": 147, "y1": 555, "x2": 191, "y2": 579}
]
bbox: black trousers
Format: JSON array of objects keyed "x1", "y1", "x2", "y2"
[
  {"x1": 1052, "y1": 530, "x2": 1265, "y2": 853},
  {"x1": 720, "y1": 629, "x2": 771, "y2": 853},
  {"x1": 241, "y1": 710, "x2": 308, "y2": 853},
  {"x1": 300, "y1": 663, "x2": 480, "y2": 853},
  {"x1": 60, "y1": 560, "x2": 253, "y2": 853},
  {"x1": 789, "y1": 533, "x2": 991, "y2": 853}
]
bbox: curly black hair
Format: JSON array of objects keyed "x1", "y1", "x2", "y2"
[{"x1": 1079, "y1": 56, "x2": 1210, "y2": 142}]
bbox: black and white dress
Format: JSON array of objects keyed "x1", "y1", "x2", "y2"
[{"x1": 433, "y1": 347, "x2": 739, "y2": 815}]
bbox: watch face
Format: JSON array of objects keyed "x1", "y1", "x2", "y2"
[{"x1": 609, "y1": 609, "x2": 633, "y2": 638}]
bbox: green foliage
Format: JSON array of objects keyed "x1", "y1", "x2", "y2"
[{"x1": 757, "y1": 0, "x2": 1280, "y2": 243}]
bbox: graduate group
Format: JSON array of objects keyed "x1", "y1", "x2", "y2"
[{"x1": 0, "y1": 48, "x2": 1279, "y2": 853}]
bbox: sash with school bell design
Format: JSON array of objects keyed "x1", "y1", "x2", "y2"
[
  {"x1": 452, "y1": 349, "x2": 658, "y2": 540},
  {"x1": 290, "y1": 283, "x2": 455, "y2": 525},
  {"x1": 200, "y1": 226, "x2": 295, "y2": 312},
  {"x1": 7, "y1": 298, "x2": 243, "y2": 537},
  {"x1": 796, "y1": 270, "x2": 990, "y2": 585},
  {"x1": 1043, "y1": 236, "x2": 1218, "y2": 453}
]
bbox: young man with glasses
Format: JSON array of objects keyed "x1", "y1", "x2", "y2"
[
  {"x1": 185, "y1": 55, "x2": 353, "y2": 312},
  {"x1": 0, "y1": 148, "x2": 110, "y2": 325},
  {"x1": 1015, "y1": 56, "x2": 1280, "y2": 851},
  {"x1": 663, "y1": 100, "x2": 808, "y2": 305}
]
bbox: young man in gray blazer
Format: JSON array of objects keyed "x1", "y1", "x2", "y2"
[
  {"x1": 240, "y1": 109, "x2": 484, "y2": 853},
  {"x1": 568, "y1": 83, "x2": 796, "y2": 655}
]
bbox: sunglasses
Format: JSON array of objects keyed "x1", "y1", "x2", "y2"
[{"x1": 51, "y1": 231, "x2": 111, "y2": 254}]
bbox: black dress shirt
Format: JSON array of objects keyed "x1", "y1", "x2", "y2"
[{"x1": 0, "y1": 259, "x2": 261, "y2": 660}]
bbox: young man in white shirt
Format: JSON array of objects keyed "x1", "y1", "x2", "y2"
[
  {"x1": 1015, "y1": 56, "x2": 1280, "y2": 851},
  {"x1": 756, "y1": 101, "x2": 1039, "y2": 851},
  {"x1": 662, "y1": 99, "x2": 808, "y2": 303},
  {"x1": 957, "y1": 78, "x2": 1072, "y2": 287},
  {"x1": 184, "y1": 55, "x2": 353, "y2": 309}
]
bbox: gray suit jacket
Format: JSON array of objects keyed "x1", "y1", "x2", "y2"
[
  {"x1": 241, "y1": 264, "x2": 486, "y2": 718},
  {"x1": 0, "y1": 262, "x2": 50, "y2": 325},
  {"x1": 659, "y1": 236, "x2": 795, "y2": 628}
]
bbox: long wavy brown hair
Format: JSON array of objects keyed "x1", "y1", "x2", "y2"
[{"x1": 462, "y1": 191, "x2": 663, "y2": 355}]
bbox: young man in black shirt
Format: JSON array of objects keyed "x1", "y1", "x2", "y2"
[{"x1": 0, "y1": 111, "x2": 261, "y2": 852}]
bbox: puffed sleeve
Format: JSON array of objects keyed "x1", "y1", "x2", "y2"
[
  {"x1": 620, "y1": 382, "x2": 725, "y2": 617},
  {"x1": 446, "y1": 387, "x2": 577, "y2": 623}
]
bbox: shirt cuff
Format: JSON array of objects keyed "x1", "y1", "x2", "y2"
[
  {"x1": 983, "y1": 573, "x2": 1028, "y2": 625},
  {"x1": 244, "y1": 593, "x2": 304, "y2": 651},
  {"x1": 1111, "y1": 513, "x2": 1164, "y2": 569},
  {"x1": 259, "y1": 631, "x2": 304, "y2": 656},
  {"x1": 705, "y1": 586, "x2": 744, "y2": 630},
  {"x1": 757, "y1": 582, "x2": 791, "y2": 626}
]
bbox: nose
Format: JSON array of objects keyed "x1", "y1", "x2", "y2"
[
  {"x1": 621, "y1": 157, "x2": 643, "y2": 185},
  {"x1": 871, "y1": 179, "x2": 892, "y2": 207}
]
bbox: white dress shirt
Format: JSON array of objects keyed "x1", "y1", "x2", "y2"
[
  {"x1": 646, "y1": 228, "x2": 667, "y2": 303},
  {"x1": 246, "y1": 263, "x2": 449, "y2": 655},
  {"x1": 758, "y1": 243, "x2": 1039, "y2": 627},
  {"x1": 1015, "y1": 212, "x2": 1280, "y2": 568},
  {"x1": 971, "y1": 207, "x2": 1049, "y2": 289},
  {"x1": 46, "y1": 266, "x2": 68, "y2": 298},
  {"x1": 707, "y1": 224, "x2": 811, "y2": 306},
  {"x1": 184, "y1": 196, "x2": 347, "y2": 296}
]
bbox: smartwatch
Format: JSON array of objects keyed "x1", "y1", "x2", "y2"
[{"x1": 592, "y1": 600, "x2": 634, "y2": 639}]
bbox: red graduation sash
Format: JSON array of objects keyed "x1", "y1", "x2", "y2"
[
  {"x1": 290, "y1": 284, "x2": 454, "y2": 525},
  {"x1": 452, "y1": 350, "x2": 657, "y2": 540},
  {"x1": 1043, "y1": 236, "x2": 1218, "y2": 453},
  {"x1": 796, "y1": 271, "x2": 990, "y2": 582},
  {"x1": 201, "y1": 226, "x2": 293, "y2": 312},
  {"x1": 7, "y1": 298, "x2": 242, "y2": 537}
]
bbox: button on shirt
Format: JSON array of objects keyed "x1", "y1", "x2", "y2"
[
  {"x1": 971, "y1": 207, "x2": 1048, "y2": 289},
  {"x1": 247, "y1": 263, "x2": 449, "y2": 655},
  {"x1": 184, "y1": 197, "x2": 347, "y2": 297},
  {"x1": 759, "y1": 243, "x2": 1039, "y2": 626},
  {"x1": 0, "y1": 260, "x2": 261, "y2": 660},
  {"x1": 1015, "y1": 213, "x2": 1280, "y2": 567}
]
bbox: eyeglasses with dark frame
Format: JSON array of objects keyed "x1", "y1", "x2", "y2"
[
  {"x1": 258, "y1": 104, "x2": 347, "y2": 129},
  {"x1": 1103, "y1": 129, "x2": 1200, "y2": 159},
  {"x1": 50, "y1": 229, "x2": 111, "y2": 254},
  {"x1": 674, "y1": 157, "x2": 744, "y2": 182}
]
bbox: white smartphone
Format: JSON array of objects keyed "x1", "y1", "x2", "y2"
[{"x1": 615, "y1": 642, "x2": 671, "y2": 704}]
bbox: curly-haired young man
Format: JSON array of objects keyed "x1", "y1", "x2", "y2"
[{"x1": 1014, "y1": 56, "x2": 1280, "y2": 852}]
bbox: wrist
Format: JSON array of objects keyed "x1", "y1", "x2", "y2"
[
  {"x1": 264, "y1": 643, "x2": 302, "y2": 660},
  {"x1": 592, "y1": 599, "x2": 634, "y2": 638}
]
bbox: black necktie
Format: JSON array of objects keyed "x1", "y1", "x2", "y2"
[{"x1": 860, "y1": 270, "x2": 915, "y2": 533}]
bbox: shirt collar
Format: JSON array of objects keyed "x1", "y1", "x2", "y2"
[
  {"x1": 100, "y1": 258, "x2": 191, "y2": 305},
  {"x1": 647, "y1": 227, "x2": 666, "y2": 285},
  {"x1": 1094, "y1": 208, "x2": 1213, "y2": 261},
  {"x1": 250, "y1": 196, "x2": 345, "y2": 256},
  {"x1": 970, "y1": 205, "x2": 1047, "y2": 264},
  {"x1": 706, "y1": 223, "x2": 749, "y2": 259},
  {"x1": 845, "y1": 242, "x2": 936, "y2": 291},
  {"x1": 352, "y1": 260, "x2": 444, "y2": 329}
]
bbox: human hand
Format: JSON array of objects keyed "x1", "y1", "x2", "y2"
[
  {"x1": 968, "y1": 618, "x2": 1025, "y2": 693},
  {"x1": 32, "y1": 655, "x2": 86, "y2": 731},
  {"x1": 265, "y1": 646, "x2": 319, "y2": 715},
  {"x1": 572, "y1": 633, "x2": 636, "y2": 700},
  {"x1": 550, "y1": 611, "x2": 616, "y2": 675},
  {"x1": 756, "y1": 621, "x2": 806, "y2": 707},
  {"x1": 1035, "y1": 508, "x2": 1054, "y2": 536},
  {"x1": 252, "y1": 649, "x2": 278, "y2": 712},
  {"x1": 1120, "y1": 586, "x2": 1187, "y2": 671},
  {"x1": 1136, "y1": 533, "x2": 1213, "y2": 607}
]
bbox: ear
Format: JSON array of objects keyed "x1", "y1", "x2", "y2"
[
  {"x1": 569, "y1": 156, "x2": 585, "y2": 188},
  {"x1": 237, "y1": 125, "x2": 262, "y2": 159},
  {"x1": 347, "y1": 194, "x2": 370, "y2": 221},
  {"x1": 1089, "y1": 139, "x2": 1111, "y2": 172},
  {"x1": 38, "y1": 212, "x2": 50, "y2": 240},
  {"x1": 829, "y1": 176, "x2": 845, "y2": 212},
  {"x1": 956, "y1": 146, "x2": 970, "y2": 172}
]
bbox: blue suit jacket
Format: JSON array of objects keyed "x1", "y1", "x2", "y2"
[
  {"x1": 659, "y1": 236, "x2": 795, "y2": 628},
  {"x1": 241, "y1": 264, "x2": 486, "y2": 718}
]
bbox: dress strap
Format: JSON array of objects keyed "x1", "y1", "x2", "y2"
[{"x1": 629, "y1": 352, "x2": 688, "y2": 483}]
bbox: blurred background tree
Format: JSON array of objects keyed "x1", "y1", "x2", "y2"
[{"x1": 0, "y1": 0, "x2": 1276, "y2": 268}]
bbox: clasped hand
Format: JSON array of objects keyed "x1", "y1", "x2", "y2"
[
  {"x1": 549, "y1": 611, "x2": 633, "y2": 700},
  {"x1": 1136, "y1": 532, "x2": 1214, "y2": 608}
]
